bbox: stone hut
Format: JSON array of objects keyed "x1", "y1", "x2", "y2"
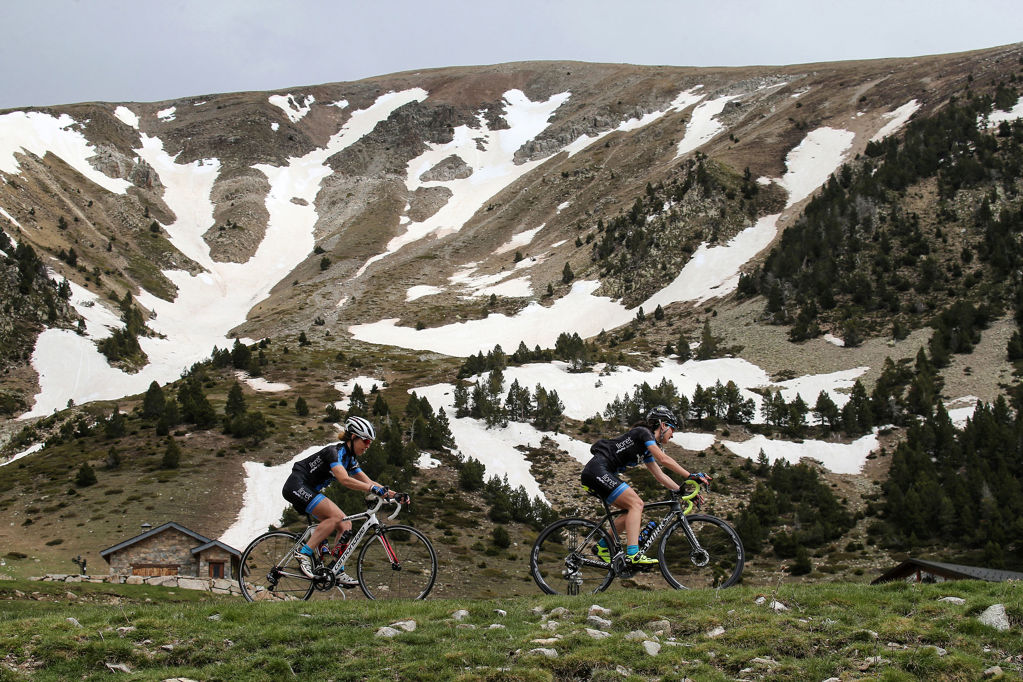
[{"x1": 100, "y1": 522, "x2": 240, "y2": 579}]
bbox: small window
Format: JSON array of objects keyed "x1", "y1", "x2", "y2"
[{"x1": 209, "y1": 561, "x2": 225, "y2": 579}]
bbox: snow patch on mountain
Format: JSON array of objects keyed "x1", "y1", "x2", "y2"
[
  {"x1": 352, "y1": 123, "x2": 854, "y2": 355},
  {"x1": 984, "y1": 95, "x2": 1023, "y2": 127},
  {"x1": 675, "y1": 93, "x2": 738, "y2": 158},
  {"x1": 114, "y1": 106, "x2": 139, "y2": 129},
  {"x1": 0, "y1": 112, "x2": 132, "y2": 194},
  {"x1": 356, "y1": 89, "x2": 570, "y2": 277},
  {"x1": 870, "y1": 99, "x2": 920, "y2": 142},
  {"x1": 157, "y1": 107, "x2": 176, "y2": 122},
  {"x1": 268, "y1": 94, "x2": 315, "y2": 122},
  {"x1": 22, "y1": 90, "x2": 428, "y2": 417}
]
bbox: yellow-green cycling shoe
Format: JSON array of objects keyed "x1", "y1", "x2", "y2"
[
  {"x1": 628, "y1": 552, "x2": 658, "y2": 565},
  {"x1": 593, "y1": 544, "x2": 611, "y2": 562}
]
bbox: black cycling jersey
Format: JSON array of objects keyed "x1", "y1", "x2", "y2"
[
  {"x1": 282, "y1": 442, "x2": 363, "y2": 515},
  {"x1": 292, "y1": 442, "x2": 362, "y2": 491},
  {"x1": 589, "y1": 426, "x2": 657, "y2": 472}
]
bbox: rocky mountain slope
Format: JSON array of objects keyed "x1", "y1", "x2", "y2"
[{"x1": 2, "y1": 45, "x2": 1023, "y2": 585}]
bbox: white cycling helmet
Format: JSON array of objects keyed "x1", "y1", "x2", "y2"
[{"x1": 345, "y1": 415, "x2": 376, "y2": 441}]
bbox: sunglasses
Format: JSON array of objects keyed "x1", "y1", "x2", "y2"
[{"x1": 360, "y1": 438, "x2": 373, "y2": 446}]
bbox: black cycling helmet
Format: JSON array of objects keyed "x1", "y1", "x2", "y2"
[
  {"x1": 345, "y1": 415, "x2": 376, "y2": 441},
  {"x1": 646, "y1": 405, "x2": 679, "y2": 429}
]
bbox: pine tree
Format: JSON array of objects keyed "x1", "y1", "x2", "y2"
[
  {"x1": 696, "y1": 321, "x2": 719, "y2": 360},
  {"x1": 676, "y1": 328, "x2": 692, "y2": 361},
  {"x1": 161, "y1": 437, "x2": 181, "y2": 469},
  {"x1": 142, "y1": 381, "x2": 166, "y2": 420},
  {"x1": 225, "y1": 382, "x2": 246, "y2": 418},
  {"x1": 295, "y1": 396, "x2": 309, "y2": 416}
]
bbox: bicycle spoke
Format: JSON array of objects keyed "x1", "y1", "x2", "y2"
[
  {"x1": 530, "y1": 518, "x2": 615, "y2": 595},
  {"x1": 658, "y1": 515, "x2": 744, "y2": 589},
  {"x1": 239, "y1": 531, "x2": 314, "y2": 602},
  {"x1": 357, "y1": 525, "x2": 437, "y2": 600}
]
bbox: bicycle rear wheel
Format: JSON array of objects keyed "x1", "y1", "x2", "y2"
[
  {"x1": 530, "y1": 518, "x2": 615, "y2": 595},
  {"x1": 239, "y1": 531, "x2": 315, "y2": 602},
  {"x1": 357, "y1": 525, "x2": 437, "y2": 600},
  {"x1": 658, "y1": 514, "x2": 744, "y2": 589}
]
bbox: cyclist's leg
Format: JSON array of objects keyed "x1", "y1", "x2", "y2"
[
  {"x1": 306, "y1": 496, "x2": 349, "y2": 548},
  {"x1": 609, "y1": 486, "x2": 644, "y2": 549},
  {"x1": 582, "y1": 457, "x2": 637, "y2": 551}
]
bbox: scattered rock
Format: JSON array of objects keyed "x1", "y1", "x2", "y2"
[
  {"x1": 585, "y1": 628, "x2": 611, "y2": 640},
  {"x1": 922, "y1": 645, "x2": 948, "y2": 657},
  {"x1": 390, "y1": 620, "x2": 416, "y2": 632},
  {"x1": 625, "y1": 630, "x2": 649, "y2": 641},
  {"x1": 105, "y1": 662, "x2": 132, "y2": 673},
  {"x1": 588, "y1": 604, "x2": 612, "y2": 617},
  {"x1": 549, "y1": 607, "x2": 570, "y2": 619},
  {"x1": 978, "y1": 604, "x2": 1010, "y2": 631},
  {"x1": 754, "y1": 596, "x2": 767, "y2": 605},
  {"x1": 642, "y1": 641, "x2": 661, "y2": 656},
  {"x1": 615, "y1": 666, "x2": 632, "y2": 676},
  {"x1": 939, "y1": 596, "x2": 966, "y2": 605},
  {"x1": 160, "y1": 644, "x2": 175, "y2": 652},
  {"x1": 66, "y1": 617, "x2": 82, "y2": 628},
  {"x1": 646, "y1": 619, "x2": 671, "y2": 635},
  {"x1": 749, "y1": 657, "x2": 778, "y2": 667},
  {"x1": 769, "y1": 600, "x2": 789, "y2": 612},
  {"x1": 541, "y1": 621, "x2": 560, "y2": 631},
  {"x1": 706, "y1": 626, "x2": 726, "y2": 638},
  {"x1": 375, "y1": 627, "x2": 401, "y2": 638},
  {"x1": 858, "y1": 656, "x2": 887, "y2": 671},
  {"x1": 456, "y1": 624, "x2": 477, "y2": 630},
  {"x1": 530, "y1": 637, "x2": 560, "y2": 645},
  {"x1": 984, "y1": 666, "x2": 1004, "y2": 679},
  {"x1": 494, "y1": 609, "x2": 507, "y2": 617},
  {"x1": 452, "y1": 609, "x2": 470, "y2": 621},
  {"x1": 116, "y1": 626, "x2": 136, "y2": 636},
  {"x1": 207, "y1": 614, "x2": 221, "y2": 621},
  {"x1": 587, "y1": 615, "x2": 612, "y2": 629},
  {"x1": 65, "y1": 591, "x2": 78, "y2": 600},
  {"x1": 530, "y1": 606, "x2": 545, "y2": 616},
  {"x1": 488, "y1": 624, "x2": 505, "y2": 630},
  {"x1": 528, "y1": 648, "x2": 558, "y2": 659}
]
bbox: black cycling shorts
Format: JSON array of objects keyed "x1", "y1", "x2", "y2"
[
  {"x1": 282, "y1": 472, "x2": 325, "y2": 516},
  {"x1": 581, "y1": 456, "x2": 630, "y2": 504}
]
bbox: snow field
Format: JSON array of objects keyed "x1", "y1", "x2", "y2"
[{"x1": 21, "y1": 90, "x2": 428, "y2": 417}]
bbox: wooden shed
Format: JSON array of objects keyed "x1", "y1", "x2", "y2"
[{"x1": 872, "y1": 558, "x2": 1023, "y2": 584}]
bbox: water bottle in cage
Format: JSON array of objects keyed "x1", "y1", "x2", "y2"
[
  {"x1": 638, "y1": 521, "x2": 657, "y2": 545},
  {"x1": 333, "y1": 529, "x2": 354, "y2": 556}
]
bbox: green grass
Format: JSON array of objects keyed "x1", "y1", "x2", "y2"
[{"x1": 0, "y1": 579, "x2": 1018, "y2": 681}]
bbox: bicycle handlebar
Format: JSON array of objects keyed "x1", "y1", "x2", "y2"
[
  {"x1": 670, "y1": 478, "x2": 705, "y2": 514},
  {"x1": 366, "y1": 493, "x2": 403, "y2": 520}
]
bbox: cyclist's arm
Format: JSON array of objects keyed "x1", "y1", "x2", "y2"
[
  {"x1": 332, "y1": 468, "x2": 392, "y2": 498},
  {"x1": 645, "y1": 444, "x2": 694, "y2": 488}
]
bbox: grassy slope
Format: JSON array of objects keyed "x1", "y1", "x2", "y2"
[{"x1": 0, "y1": 579, "x2": 1019, "y2": 681}]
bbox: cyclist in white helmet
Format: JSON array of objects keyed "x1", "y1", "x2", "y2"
[{"x1": 281, "y1": 415, "x2": 408, "y2": 585}]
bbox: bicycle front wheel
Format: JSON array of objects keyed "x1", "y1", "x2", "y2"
[
  {"x1": 658, "y1": 514, "x2": 744, "y2": 589},
  {"x1": 357, "y1": 525, "x2": 437, "y2": 600},
  {"x1": 239, "y1": 531, "x2": 315, "y2": 602},
  {"x1": 530, "y1": 518, "x2": 614, "y2": 595}
]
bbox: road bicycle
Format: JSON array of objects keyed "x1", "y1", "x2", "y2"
[
  {"x1": 530, "y1": 479, "x2": 744, "y2": 595},
  {"x1": 239, "y1": 494, "x2": 437, "y2": 601}
]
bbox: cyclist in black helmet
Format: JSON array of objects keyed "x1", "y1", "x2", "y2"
[
  {"x1": 581, "y1": 405, "x2": 710, "y2": 565},
  {"x1": 281, "y1": 415, "x2": 409, "y2": 584}
]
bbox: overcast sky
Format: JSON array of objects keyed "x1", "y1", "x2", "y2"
[{"x1": 2, "y1": 0, "x2": 1021, "y2": 110}]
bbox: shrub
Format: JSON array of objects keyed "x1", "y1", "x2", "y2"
[{"x1": 75, "y1": 463, "x2": 97, "y2": 487}]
